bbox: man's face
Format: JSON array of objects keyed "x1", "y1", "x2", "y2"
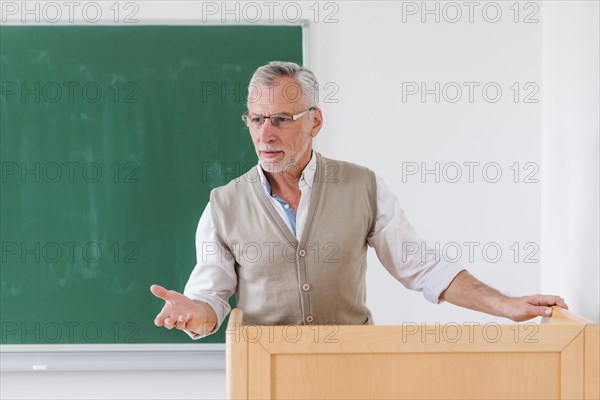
[{"x1": 246, "y1": 77, "x2": 322, "y2": 174}]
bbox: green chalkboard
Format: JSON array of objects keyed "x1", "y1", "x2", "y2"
[{"x1": 0, "y1": 25, "x2": 303, "y2": 344}]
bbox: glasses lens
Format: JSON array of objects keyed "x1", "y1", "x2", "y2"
[
  {"x1": 243, "y1": 114, "x2": 264, "y2": 128},
  {"x1": 251, "y1": 116, "x2": 265, "y2": 128},
  {"x1": 271, "y1": 115, "x2": 292, "y2": 128}
]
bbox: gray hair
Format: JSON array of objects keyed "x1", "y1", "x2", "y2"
[{"x1": 247, "y1": 61, "x2": 319, "y2": 108}]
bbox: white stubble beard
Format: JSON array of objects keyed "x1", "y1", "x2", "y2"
[{"x1": 259, "y1": 131, "x2": 312, "y2": 174}]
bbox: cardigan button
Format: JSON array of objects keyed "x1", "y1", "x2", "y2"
[
  {"x1": 298, "y1": 249, "x2": 306, "y2": 257},
  {"x1": 302, "y1": 283, "x2": 311, "y2": 291},
  {"x1": 305, "y1": 315, "x2": 314, "y2": 323}
]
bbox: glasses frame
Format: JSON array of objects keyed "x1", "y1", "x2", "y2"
[{"x1": 242, "y1": 107, "x2": 317, "y2": 128}]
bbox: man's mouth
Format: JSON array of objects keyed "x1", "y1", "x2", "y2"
[{"x1": 260, "y1": 150, "x2": 283, "y2": 159}]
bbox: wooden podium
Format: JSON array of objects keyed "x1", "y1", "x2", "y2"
[{"x1": 226, "y1": 307, "x2": 599, "y2": 399}]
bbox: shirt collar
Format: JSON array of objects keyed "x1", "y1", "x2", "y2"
[{"x1": 257, "y1": 150, "x2": 317, "y2": 194}]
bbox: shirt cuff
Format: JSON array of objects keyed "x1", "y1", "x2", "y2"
[{"x1": 423, "y1": 261, "x2": 466, "y2": 304}]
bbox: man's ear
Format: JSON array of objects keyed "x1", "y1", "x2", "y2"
[{"x1": 310, "y1": 108, "x2": 323, "y2": 138}]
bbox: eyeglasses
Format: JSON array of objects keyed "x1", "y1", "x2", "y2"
[{"x1": 242, "y1": 107, "x2": 316, "y2": 129}]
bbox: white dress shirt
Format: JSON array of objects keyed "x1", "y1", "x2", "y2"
[{"x1": 184, "y1": 151, "x2": 464, "y2": 338}]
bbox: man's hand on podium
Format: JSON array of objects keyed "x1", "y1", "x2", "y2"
[
  {"x1": 502, "y1": 294, "x2": 569, "y2": 322},
  {"x1": 440, "y1": 270, "x2": 569, "y2": 322}
]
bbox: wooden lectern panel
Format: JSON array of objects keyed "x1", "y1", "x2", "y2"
[
  {"x1": 271, "y1": 352, "x2": 559, "y2": 399},
  {"x1": 226, "y1": 307, "x2": 599, "y2": 400},
  {"x1": 585, "y1": 325, "x2": 600, "y2": 399}
]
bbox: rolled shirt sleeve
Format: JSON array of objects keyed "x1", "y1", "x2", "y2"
[
  {"x1": 183, "y1": 202, "x2": 236, "y2": 339},
  {"x1": 367, "y1": 174, "x2": 465, "y2": 303}
]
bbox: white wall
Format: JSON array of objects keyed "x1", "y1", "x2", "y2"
[
  {"x1": 312, "y1": 0, "x2": 545, "y2": 326},
  {"x1": 540, "y1": 0, "x2": 600, "y2": 323},
  {"x1": 1, "y1": 1, "x2": 598, "y2": 399}
]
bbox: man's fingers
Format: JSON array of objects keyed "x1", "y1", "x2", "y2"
[
  {"x1": 154, "y1": 308, "x2": 170, "y2": 327},
  {"x1": 163, "y1": 317, "x2": 177, "y2": 330},
  {"x1": 557, "y1": 299, "x2": 569, "y2": 309},
  {"x1": 532, "y1": 294, "x2": 569, "y2": 309},
  {"x1": 544, "y1": 295, "x2": 568, "y2": 309},
  {"x1": 168, "y1": 316, "x2": 188, "y2": 331},
  {"x1": 155, "y1": 313, "x2": 182, "y2": 330},
  {"x1": 150, "y1": 284, "x2": 173, "y2": 301},
  {"x1": 528, "y1": 305, "x2": 553, "y2": 318},
  {"x1": 175, "y1": 315, "x2": 187, "y2": 330}
]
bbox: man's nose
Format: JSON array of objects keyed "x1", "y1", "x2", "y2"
[{"x1": 257, "y1": 120, "x2": 278, "y2": 142}]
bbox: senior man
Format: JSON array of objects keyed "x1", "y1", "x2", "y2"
[{"x1": 150, "y1": 62, "x2": 567, "y2": 338}]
